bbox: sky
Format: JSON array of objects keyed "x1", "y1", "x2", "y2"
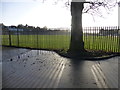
[{"x1": 0, "y1": 0, "x2": 119, "y2": 29}]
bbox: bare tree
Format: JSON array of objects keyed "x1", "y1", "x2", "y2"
[{"x1": 42, "y1": 0, "x2": 119, "y2": 55}]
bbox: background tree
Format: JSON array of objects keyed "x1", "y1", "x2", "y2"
[{"x1": 43, "y1": 26, "x2": 48, "y2": 30}]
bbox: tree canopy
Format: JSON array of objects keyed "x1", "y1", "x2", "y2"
[{"x1": 42, "y1": 0, "x2": 119, "y2": 17}]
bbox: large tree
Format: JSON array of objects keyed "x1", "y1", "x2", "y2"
[
  {"x1": 67, "y1": 0, "x2": 119, "y2": 55},
  {"x1": 43, "y1": 0, "x2": 119, "y2": 55},
  {"x1": 68, "y1": 1, "x2": 85, "y2": 54}
]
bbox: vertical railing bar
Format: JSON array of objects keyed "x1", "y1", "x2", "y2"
[
  {"x1": 114, "y1": 26, "x2": 116, "y2": 52},
  {"x1": 118, "y1": 26, "x2": 120, "y2": 52},
  {"x1": 85, "y1": 27, "x2": 86, "y2": 49},
  {"x1": 106, "y1": 26, "x2": 108, "y2": 52},
  {"x1": 26, "y1": 30, "x2": 27, "y2": 47},
  {"x1": 48, "y1": 29, "x2": 50, "y2": 50},
  {"x1": 86, "y1": 27, "x2": 87, "y2": 50},
  {"x1": 93, "y1": 26, "x2": 94, "y2": 50},
  {"x1": 107, "y1": 26, "x2": 108, "y2": 52},
  {"x1": 115, "y1": 26, "x2": 117, "y2": 52},
  {"x1": 98, "y1": 27, "x2": 100, "y2": 50},
  {"x1": 114, "y1": 26, "x2": 115, "y2": 52},
  {"x1": 8, "y1": 30, "x2": 11, "y2": 46},
  {"x1": 94, "y1": 26, "x2": 96, "y2": 50},
  {"x1": 28, "y1": 29, "x2": 30, "y2": 48},
  {"x1": 89, "y1": 27, "x2": 90, "y2": 50},
  {"x1": 113, "y1": 26, "x2": 115, "y2": 52},
  {"x1": 95, "y1": 26, "x2": 96, "y2": 50},
  {"x1": 88, "y1": 27, "x2": 89, "y2": 50},
  {"x1": 116, "y1": 26, "x2": 118, "y2": 52},
  {"x1": 99, "y1": 27, "x2": 101, "y2": 51},
  {"x1": 115, "y1": 26, "x2": 118, "y2": 53},
  {"x1": 107, "y1": 26, "x2": 109, "y2": 52},
  {"x1": 112, "y1": 26, "x2": 114, "y2": 52},
  {"x1": 105, "y1": 26, "x2": 107, "y2": 52},
  {"x1": 37, "y1": 29, "x2": 39, "y2": 49},
  {"x1": 96, "y1": 27, "x2": 97, "y2": 50},
  {"x1": 91, "y1": 27, "x2": 92, "y2": 50},
  {"x1": 96, "y1": 26, "x2": 98, "y2": 50},
  {"x1": 85, "y1": 27, "x2": 86, "y2": 50},
  {"x1": 90, "y1": 27, "x2": 91, "y2": 50},
  {"x1": 96, "y1": 27, "x2": 100, "y2": 50},
  {"x1": 101, "y1": 26, "x2": 103, "y2": 51},
  {"x1": 117, "y1": 26, "x2": 118, "y2": 52},
  {"x1": 103, "y1": 26, "x2": 104, "y2": 51},
  {"x1": 84, "y1": 27, "x2": 86, "y2": 50},
  {"x1": 109, "y1": 26, "x2": 110, "y2": 52},
  {"x1": 94, "y1": 26, "x2": 95, "y2": 50},
  {"x1": 92, "y1": 27, "x2": 93, "y2": 50},
  {"x1": 88, "y1": 27, "x2": 91, "y2": 49},
  {"x1": 104, "y1": 26, "x2": 106, "y2": 52},
  {"x1": 17, "y1": 29, "x2": 19, "y2": 47},
  {"x1": 108, "y1": 26, "x2": 110, "y2": 52},
  {"x1": 110, "y1": 26, "x2": 112, "y2": 52},
  {"x1": 100, "y1": 27, "x2": 102, "y2": 51},
  {"x1": 95, "y1": 26, "x2": 97, "y2": 50},
  {"x1": 34, "y1": 29, "x2": 36, "y2": 48}
]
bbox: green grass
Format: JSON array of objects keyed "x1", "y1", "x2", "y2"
[
  {"x1": 83, "y1": 35, "x2": 119, "y2": 52},
  {"x1": 1, "y1": 35, "x2": 71, "y2": 51},
  {"x1": 1, "y1": 35, "x2": 120, "y2": 52}
]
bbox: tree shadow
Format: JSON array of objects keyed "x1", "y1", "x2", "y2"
[{"x1": 64, "y1": 58, "x2": 96, "y2": 88}]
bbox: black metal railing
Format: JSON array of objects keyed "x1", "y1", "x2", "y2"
[{"x1": 1, "y1": 26, "x2": 120, "y2": 53}]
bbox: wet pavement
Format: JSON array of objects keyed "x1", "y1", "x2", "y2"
[
  {"x1": 2, "y1": 47, "x2": 119, "y2": 88},
  {"x1": 2, "y1": 47, "x2": 30, "y2": 61}
]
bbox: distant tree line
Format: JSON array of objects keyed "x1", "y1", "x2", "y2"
[
  {"x1": 1, "y1": 24, "x2": 119, "y2": 36},
  {"x1": 1, "y1": 24, "x2": 70, "y2": 35}
]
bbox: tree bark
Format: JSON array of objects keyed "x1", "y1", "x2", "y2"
[{"x1": 68, "y1": 2, "x2": 85, "y2": 54}]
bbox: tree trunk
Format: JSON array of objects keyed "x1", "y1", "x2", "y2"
[{"x1": 68, "y1": 2, "x2": 85, "y2": 54}]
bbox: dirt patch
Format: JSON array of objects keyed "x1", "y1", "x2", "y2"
[
  {"x1": 54, "y1": 49, "x2": 120, "y2": 60},
  {"x1": 2, "y1": 46, "x2": 120, "y2": 60}
]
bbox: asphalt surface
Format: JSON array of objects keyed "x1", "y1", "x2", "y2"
[{"x1": 2, "y1": 47, "x2": 119, "y2": 88}]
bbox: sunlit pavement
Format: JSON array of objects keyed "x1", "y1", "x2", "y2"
[
  {"x1": 2, "y1": 47, "x2": 119, "y2": 88},
  {"x1": 91, "y1": 57, "x2": 118, "y2": 88}
]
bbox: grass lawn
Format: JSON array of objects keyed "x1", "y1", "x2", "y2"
[{"x1": 1, "y1": 35, "x2": 120, "y2": 52}]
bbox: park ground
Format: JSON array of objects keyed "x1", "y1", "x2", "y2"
[{"x1": 1, "y1": 47, "x2": 119, "y2": 88}]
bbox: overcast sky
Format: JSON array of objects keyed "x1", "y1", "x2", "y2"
[{"x1": 1, "y1": 0, "x2": 119, "y2": 29}]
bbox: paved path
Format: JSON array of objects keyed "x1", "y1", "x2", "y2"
[
  {"x1": 2, "y1": 47, "x2": 119, "y2": 88},
  {"x1": 96, "y1": 57, "x2": 119, "y2": 88}
]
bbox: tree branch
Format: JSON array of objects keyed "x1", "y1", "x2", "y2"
[
  {"x1": 83, "y1": 0, "x2": 119, "y2": 17},
  {"x1": 41, "y1": 0, "x2": 119, "y2": 17}
]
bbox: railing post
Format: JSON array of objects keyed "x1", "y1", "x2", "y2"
[
  {"x1": 118, "y1": 26, "x2": 120, "y2": 52},
  {"x1": 37, "y1": 29, "x2": 38, "y2": 48},
  {"x1": 8, "y1": 30, "x2": 11, "y2": 46},
  {"x1": 17, "y1": 29, "x2": 19, "y2": 47}
]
